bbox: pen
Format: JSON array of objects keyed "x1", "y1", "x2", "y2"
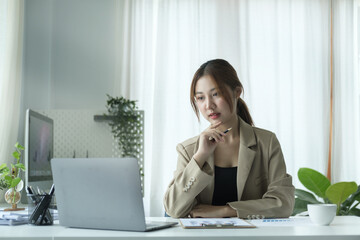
[
  {"x1": 49, "y1": 184, "x2": 55, "y2": 196},
  {"x1": 29, "y1": 185, "x2": 35, "y2": 194},
  {"x1": 26, "y1": 186, "x2": 37, "y2": 204},
  {"x1": 36, "y1": 186, "x2": 42, "y2": 195},
  {"x1": 26, "y1": 185, "x2": 33, "y2": 195},
  {"x1": 209, "y1": 127, "x2": 232, "y2": 141}
]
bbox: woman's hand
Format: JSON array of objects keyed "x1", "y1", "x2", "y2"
[
  {"x1": 193, "y1": 122, "x2": 227, "y2": 167},
  {"x1": 189, "y1": 204, "x2": 237, "y2": 218}
]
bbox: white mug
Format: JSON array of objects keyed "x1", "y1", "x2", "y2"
[{"x1": 307, "y1": 204, "x2": 337, "y2": 226}]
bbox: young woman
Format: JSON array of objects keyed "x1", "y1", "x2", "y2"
[{"x1": 164, "y1": 59, "x2": 295, "y2": 219}]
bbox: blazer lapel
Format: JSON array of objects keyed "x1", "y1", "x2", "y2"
[
  {"x1": 193, "y1": 136, "x2": 215, "y2": 205},
  {"x1": 237, "y1": 117, "x2": 257, "y2": 200}
]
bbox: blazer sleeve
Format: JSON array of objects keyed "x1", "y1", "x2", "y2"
[
  {"x1": 227, "y1": 133, "x2": 295, "y2": 218},
  {"x1": 163, "y1": 143, "x2": 213, "y2": 218}
]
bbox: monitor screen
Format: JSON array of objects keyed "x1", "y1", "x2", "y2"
[{"x1": 24, "y1": 109, "x2": 54, "y2": 189}]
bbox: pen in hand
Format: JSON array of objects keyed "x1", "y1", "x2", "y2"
[{"x1": 209, "y1": 127, "x2": 232, "y2": 141}]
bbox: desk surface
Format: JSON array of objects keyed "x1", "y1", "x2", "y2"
[{"x1": 0, "y1": 216, "x2": 360, "y2": 240}]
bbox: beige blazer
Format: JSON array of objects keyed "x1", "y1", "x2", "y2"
[{"x1": 164, "y1": 117, "x2": 295, "y2": 218}]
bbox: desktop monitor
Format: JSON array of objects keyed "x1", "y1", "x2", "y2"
[{"x1": 24, "y1": 109, "x2": 54, "y2": 193}]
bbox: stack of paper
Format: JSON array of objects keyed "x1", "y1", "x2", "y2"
[{"x1": 0, "y1": 211, "x2": 29, "y2": 226}]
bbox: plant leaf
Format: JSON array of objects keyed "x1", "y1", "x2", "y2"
[
  {"x1": 348, "y1": 207, "x2": 360, "y2": 216},
  {"x1": 10, "y1": 177, "x2": 21, "y2": 188},
  {"x1": 292, "y1": 198, "x2": 310, "y2": 216},
  {"x1": 15, "y1": 142, "x2": 24, "y2": 150},
  {"x1": 326, "y1": 182, "x2": 358, "y2": 206},
  {"x1": 0, "y1": 177, "x2": 10, "y2": 190},
  {"x1": 295, "y1": 189, "x2": 322, "y2": 204},
  {"x1": 298, "y1": 168, "x2": 330, "y2": 199},
  {"x1": 4, "y1": 175, "x2": 12, "y2": 182},
  {"x1": 354, "y1": 188, "x2": 360, "y2": 202},
  {"x1": 0, "y1": 163, "x2": 7, "y2": 170},
  {"x1": 342, "y1": 185, "x2": 360, "y2": 208},
  {"x1": 0, "y1": 168, "x2": 9, "y2": 175},
  {"x1": 15, "y1": 163, "x2": 25, "y2": 170},
  {"x1": 12, "y1": 151, "x2": 20, "y2": 160}
]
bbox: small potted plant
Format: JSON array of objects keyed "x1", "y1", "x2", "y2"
[
  {"x1": 292, "y1": 167, "x2": 360, "y2": 216},
  {"x1": 0, "y1": 142, "x2": 26, "y2": 211}
]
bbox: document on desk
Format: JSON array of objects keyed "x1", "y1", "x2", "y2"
[
  {"x1": 0, "y1": 211, "x2": 29, "y2": 226},
  {"x1": 179, "y1": 218, "x2": 255, "y2": 229},
  {"x1": 248, "y1": 217, "x2": 313, "y2": 227}
]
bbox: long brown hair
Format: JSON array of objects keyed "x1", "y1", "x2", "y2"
[{"x1": 190, "y1": 59, "x2": 254, "y2": 126}]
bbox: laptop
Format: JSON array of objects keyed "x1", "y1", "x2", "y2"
[{"x1": 51, "y1": 157, "x2": 177, "y2": 231}]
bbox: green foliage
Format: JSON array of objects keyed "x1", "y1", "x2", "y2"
[
  {"x1": 292, "y1": 197, "x2": 311, "y2": 216},
  {"x1": 293, "y1": 168, "x2": 360, "y2": 216},
  {"x1": 0, "y1": 142, "x2": 26, "y2": 191},
  {"x1": 105, "y1": 95, "x2": 143, "y2": 158},
  {"x1": 0, "y1": 163, "x2": 8, "y2": 190},
  {"x1": 10, "y1": 177, "x2": 21, "y2": 188},
  {"x1": 295, "y1": 189, "x2": 322, "y2": 204},
  {"x1": 326, "y1": 182, "x2": 358, "y2": 214},
  {"x1": 298, "y1": 168, "x2": 331, "y2": 199}
]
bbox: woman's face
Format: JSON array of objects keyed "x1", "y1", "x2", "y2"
[{"x1": 194, "y1": 75, "x2": 237, "y2": 125}]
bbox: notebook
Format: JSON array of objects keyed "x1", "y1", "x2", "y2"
[{"x1": 51, "y1": 157, "x2": 177, "y2": 231}]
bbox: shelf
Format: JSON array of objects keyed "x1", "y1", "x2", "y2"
[{"x1": 93, "y1": 115, "x2": 119, "y2": 122}]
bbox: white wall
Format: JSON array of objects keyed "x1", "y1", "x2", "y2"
[{"x1": 19, "y1": 0, "x2": 118, "y2": 142}]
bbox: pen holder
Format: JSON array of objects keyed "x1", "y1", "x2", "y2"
[{"x1": 27, "y1": 194, "x2": 54, "y2": 225}]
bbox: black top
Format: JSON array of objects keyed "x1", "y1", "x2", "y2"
[{"x1": 212, "y1": 166, "x2": 238, "y2": 206}]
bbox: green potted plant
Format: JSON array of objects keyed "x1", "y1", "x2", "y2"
[
  {"x1": 0, "y1": 142, "x2": 26, "y2": 211},
  {"x1": 292, "y1": 167, "x2": 360, "y2": 216},
  {"x1": 104, "y1": 94, "x2": 143, "y2": 159}
]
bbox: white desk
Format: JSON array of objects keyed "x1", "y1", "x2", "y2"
[{"x1": 0, "y1": 216, "x2": 360, "y2": 240}]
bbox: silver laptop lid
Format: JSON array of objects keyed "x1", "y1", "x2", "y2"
[{"x1": 51, "y1": 158, "x2": 146, "y2": 231}]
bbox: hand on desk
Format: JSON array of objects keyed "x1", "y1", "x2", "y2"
[{"x1": 189, "y1": 204, "x2": 237, "y2": 218}]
